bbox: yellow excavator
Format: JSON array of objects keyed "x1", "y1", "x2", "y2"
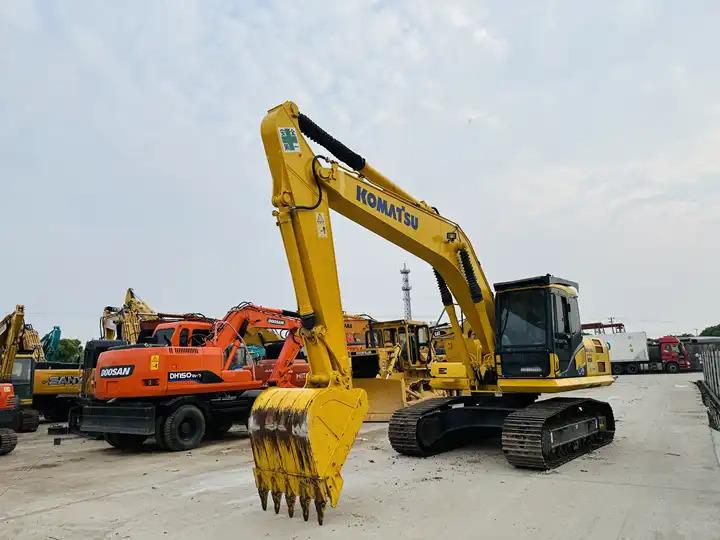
[
  {"x1": 248, "y1": 101, "x2": 615, "y2": 525},
  {"x1": 1, "y1": 305, "x2": 41, "y2": 431},
  {"x1": 351, "y1": 317, "x2": 437, "y2": 420}
]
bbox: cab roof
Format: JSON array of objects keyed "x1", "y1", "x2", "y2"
[{"x1": 494, "y1": 274, "x2": 579, "y2": 292}]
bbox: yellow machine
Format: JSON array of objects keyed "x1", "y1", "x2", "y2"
[
  {"x1": 2, "y1": 306, "x2": 83, "y2": 424},
  {"x1": 351, "y1": 318, "x2": 437, "y2": 421},
  {"x1": 249, "y1": 101, "x2": 615, "y2": 524},
  {"x1": 1, "y1": 306, "x2": 41, "y2": 431},
  {"x1": 100, "y1": 288, "x2": 159, "y2": 343}
]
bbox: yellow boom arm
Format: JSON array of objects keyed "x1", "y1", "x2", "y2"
[
  {"x1": 0, "y1": 305, "x2": 26, "y2": 382},
  {"x1": 249, "y1": 101, "x2": 499, "y2": 524}
]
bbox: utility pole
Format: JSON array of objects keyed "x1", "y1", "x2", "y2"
[{"x1": 401, "y1": 263, "x2": 412, "y2": 320}]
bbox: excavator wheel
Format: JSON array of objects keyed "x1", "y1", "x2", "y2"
[
  {"x1": 162, "y1": 404, "x2": 206, "y2": 451},
  {"x1": 105, "y1": 433, "x2": 147, "y2": 451},
  {"x1": 0, "y1": 428, "x2": 18, "y2": 455},
  {"x1": 154, "y1": 415, "x2": 169, "y2": 450},
  {"x1": 17, "y1": 409, "x2": 40, "y2": 433}
]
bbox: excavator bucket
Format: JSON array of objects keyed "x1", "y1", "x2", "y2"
[
  {"x1": 249, "y1": 386, "x2": 368, "y2": 525},
  {"x1": 352, "y1": 377, "x2": 406, "y2": 422}
]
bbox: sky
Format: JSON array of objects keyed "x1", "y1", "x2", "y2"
[{"x1": 1, "y1": 1, "x2": 719, "y2": 341}]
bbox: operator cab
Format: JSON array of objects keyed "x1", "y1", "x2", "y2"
[
  {"x1": 149, "y1": 321, "x2": 213, "y2": 347},
  {"x1": 495, "y1": 274, "x2": 582, "y2": 378},
  {"x1": 11, "y1": 355, "x2": 34, "y2": 405}
]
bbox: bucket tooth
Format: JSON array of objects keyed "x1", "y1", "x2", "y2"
[
  {"x1": 249, "y1": 386, "x2": 368, "y2": 524},
  {"x1": 272, "y1": 491, "x2": 282, "y2": 514},
  {"x1": 300, "y1": 497, "x2": 311, "y2": 521},
  {"x1": 258, "y1": 488, "x2": 269, "y2": 511},
  {"x1": 286, "y1": 494, "x2": 296, "y2": 518},
  {"x1": 315, "y1": 499, "x2": 326, "y2": 526}
]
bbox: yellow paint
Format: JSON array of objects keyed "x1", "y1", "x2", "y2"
[
  {"x1": 33, "y1": 367, "x2": 82, "y2": 395},
  {"x1": 150, "y1": 354, "x2": 160, "y2": 371}
]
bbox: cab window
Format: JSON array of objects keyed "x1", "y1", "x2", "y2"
[
  {"x1": 417, "y1": 326, "x2": 429, "y2": 346},
  {"x1": 179, "y1": 328, "x2": 190, "y2": 347},
  {"x1": 567, "y1": 297, "x2": 581, "y2": 334},
  {"x1": 154, "y1": 328, "x2": 174, "y2": 346},
  {"x1": 191, "y1": 329, "x2": 211, "y2": 346},
  {"x1": 553, "y1": 295, "x2": 568, "y2": 335}
]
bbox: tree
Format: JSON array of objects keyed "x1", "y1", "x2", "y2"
[
  {"x1": 56, "y1": 338, "x2": 83, "y2": 363},
  {"x1": 700, "y1": 324, "x2": 720, "y2": 337}
]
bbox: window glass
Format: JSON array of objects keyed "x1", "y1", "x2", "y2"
[
  {"x1": 417, "y1": 326, "x2": 429, "y2": 346},
  {"x1": 154, "y1": 328, "x2": 174, "y2": 346},
  {"x1": 663, "y1": 344, "x2": 671, "y2": 353},
  {"x1": 497, "y1": 289, "x2": 547, "y2": 347},
  {"x1": 671, "y1": 344, "x2": 680, "y2": 354},
  {"x1": 190, "y1": 329, "x2": 211, "y2": 346},
  {"x1": 568, "y1": 297, "x2": 581, "y2": 334},
  {"x1": 12, "y1": 358, "x2": 32, "y2": 381},
  {"x1": 179, "y1": 328, "x2": 189, "y2": 347},
  {"x1": 554, "y1": 295, "x2": 567, "y2": 335}
]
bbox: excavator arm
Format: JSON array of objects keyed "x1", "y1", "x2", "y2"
[
  {"x1": 207, "y1": 303, "x2": 304, "y2": 388},
  {"x1": 0, "y1": 305, "x2": 26, "y2": 382},
  {"x1": 250, "y1": 101, "x2": 499, "y2": 524},
  {"x1": 265, "y1": 102, "x2": 498, "y2": 388}
]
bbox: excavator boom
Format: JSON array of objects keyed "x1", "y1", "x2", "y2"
[{"x1": 0, "y1": 306, "x2": 26, "y2": 382}]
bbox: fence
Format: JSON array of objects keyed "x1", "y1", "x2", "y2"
[{"x1": 700, "y1": 350, "x2": 720, "y2": 430}]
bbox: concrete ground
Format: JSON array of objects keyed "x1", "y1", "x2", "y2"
[{"x1": 1, "y1": 373, "x2": 718, "y2": 540}]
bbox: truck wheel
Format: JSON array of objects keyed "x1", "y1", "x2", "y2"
[
  {"x1": 625, "y1": 364, "x2": 639, "y2": 375},
  {"x1": 206, "y1": 420, "x2": 233, "y2": 440},
  {"x1": 155, "y1": 415, "x2": 169, "y2": 450},
  {"x1": 611, "y1": 364, "x2": 624, "y2": 375},
  {"x1": 104, "y1": 433, "x2": 147, "y2": 451},
  {"x1": 17, "y1": 409, "x2": 40, "y2": 433},
  {"x1": 163, "y1": 405, "x2": 206, "y2": 451},
  {"x1": 0, "y1": 429, "x2": 18, "y2": 455},
  {"x1": 665, "y1": 362, "x2": 680, "y2": 374}
]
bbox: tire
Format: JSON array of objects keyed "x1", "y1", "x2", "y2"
[
  {"x1": 665, "y1": 362, "x2": 680, "y2": 374},
  {"x1": 0, "y1": 429, "x2": 17, "y2": 455},
  {"x1": 611, "y1": 364, "x2": 624, "y2": 375},
  {"x1": 206, "y1": 419, "x2": 233, "y2": 440},
  {"x1": 162, "y1": 405, "x2": 206, "y2": 451},
  {"x1": 104, "y1": 433, "x2": 147, "y2": 451},
  {"x1": 17, "y1": 409, "x2": 40, "y2": 433},
  {"x1": 625, "y1": 363, "x2": 639, "y2": 375},
  {"x1": 155, "y1": 415, "x2": 168, "y2": 450}
]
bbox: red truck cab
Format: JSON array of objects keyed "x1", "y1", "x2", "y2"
[{"x1": 649, "y1": 336, "x2": 692, "y2": 373}]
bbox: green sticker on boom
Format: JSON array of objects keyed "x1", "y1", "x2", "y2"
[{"x1": 279, "y1": 127, "x2": 300, "y2": 152}]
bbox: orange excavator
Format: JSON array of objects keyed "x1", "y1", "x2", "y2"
[
  {"x1": 78, "y1": 303, "x2": 308, "y2": 451},
  {"x1": 0, "y1": 383, "x2": 19, "y2": 455}
]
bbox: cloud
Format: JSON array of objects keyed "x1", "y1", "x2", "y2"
[{"x1": 0, "y1": 1, "x2": 718, "y2": 339}]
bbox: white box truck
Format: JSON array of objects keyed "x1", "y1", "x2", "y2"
[{"x1": 599, "y1": 332, "x2": 664, "y2": 375}]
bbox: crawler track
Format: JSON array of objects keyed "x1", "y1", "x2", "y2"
[
  {"x1": 502, "y1": 397, "x2": 615, "y2": 469},
  {"x1": 388, "y1": 397, "x2": 464, "y2": 456},
  {"x1": 389, "y1": 395, "x2": 615, "y2": 470}
]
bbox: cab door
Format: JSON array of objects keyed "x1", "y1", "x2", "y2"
[
  {"x1": 552, "y1": 294, "x2": 572, "y2": 376},
  {"x1": 552, "y1": 293, "x2": 583, "y2": 377}
]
